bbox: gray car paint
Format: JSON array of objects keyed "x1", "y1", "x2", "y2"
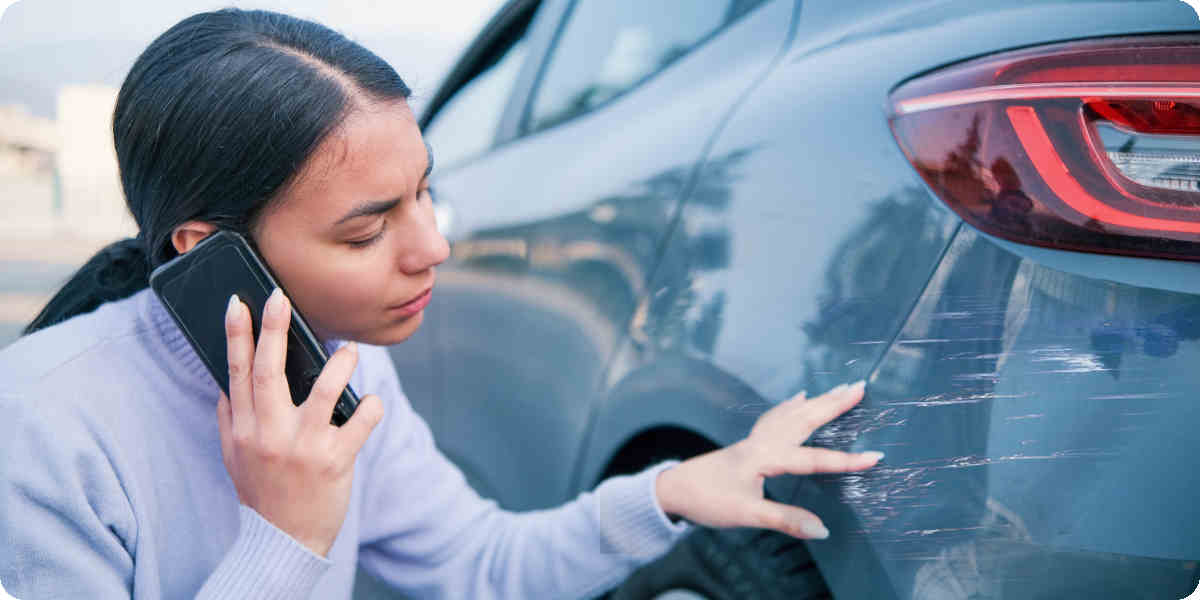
[
  {"x1": 397, "y1": 0, "x2": 1200, "y2": 597},
  {"x1": 815, "y1": 227, "x2": 1200, "y2": 598},
  {"x1": 403, "y1": 0, "x2": 797, "y2": 511}
]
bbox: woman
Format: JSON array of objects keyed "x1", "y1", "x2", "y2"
[{"x1": 0, "y1": 9, "x2": 881, "y2": 599}]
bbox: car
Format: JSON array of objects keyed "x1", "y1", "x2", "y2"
[{"x1": 389, "y1": 0, "x2": 1200, "y2": 598}]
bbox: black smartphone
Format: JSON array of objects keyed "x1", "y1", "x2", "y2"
[{"x1": 149, "y1": 230, "x2": 359, "y2": 426}]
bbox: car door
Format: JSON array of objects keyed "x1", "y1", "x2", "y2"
[
  {"x1": 575, "y1": 2, "x2": 1200, "y2": 599},
  {"x1": 407, "y1": 0, "x2": 795, "y2": 510}
]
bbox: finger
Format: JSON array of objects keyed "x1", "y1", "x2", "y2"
[
  {"x1": 793, "y1": 380, "x2": 866, "y2": 440},
  {"x1": 224, "y1": 293, "x2": 256, "y2": 430},
  {"x1": 216, "y1": 392, "x2": 235, "y2": 471},
  {"x1": 763, "y1": 447, "x2": 884, "y2": 477},
  {"x1": 336, "y1": 394, "x2": 384, "y2": 454},
  {"x1": 251, "y1": 287, "x2": 292, "y2": 423},
  {"x1": 302, "y1": 342, "x2": 359, "y2": 431},
  {"x1": 772, "y1": 389, "x2": 808, "y2": 415},
  {"x1": 781, "y1": 389, "x2": 808, "y2": 407},
  {"x1": 751, "y1": 499, "x2": 829, "y2": 539}
]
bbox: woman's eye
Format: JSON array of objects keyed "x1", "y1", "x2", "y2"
[{"x1": 348, "y1": 220, "x2": 386, "y2": 249}]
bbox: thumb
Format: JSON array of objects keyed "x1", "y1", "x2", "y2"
[{"x1": 751, "y1": 498, "x2": 829, "y2": 540}]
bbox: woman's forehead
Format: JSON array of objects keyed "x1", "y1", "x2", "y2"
[{"x1": 278, "y1": 102, "x2": 427, "y2": 222}]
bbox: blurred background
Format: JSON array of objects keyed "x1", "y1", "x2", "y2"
[{"x1": 0, "y1": 0, "x2": 502, "y2": 347}]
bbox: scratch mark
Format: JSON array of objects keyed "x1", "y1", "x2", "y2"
[
  {"x1": 885, "y1": 392, "x2": 1030, "y2": 407},
  {"x1": 813, "y1": 406, "x2": 909, "y2": 443},
  {"x1": 930, "y1": 311, "x2": 972, "y2": 320},
  {"x1": 903, "y1": 526, "x2": 987, "y2": 537},
  {"x1": 726, "y1": 401, "x2": 773, "y2": 415},
  {"x1": 1032, "y1": 368, "x2": 1115, "y2": 375},
  {"x1": 1029, "y1": 347, "x2": 1106, "y2": 373},
  {"x1": 915, "y1": 448, "x2": 1119, "y2": 470},
  {"x1": 952, "y1": 372, "x2": 1000, "y2": 382},
  {"x1": 898, "y1": 337, "x2": 1003, "y2": 345},
  {"x1": 1004, "y1": 414, "x2": 1044, "y2": 421},
  {"x1": 1088, "y1": 393, "x2": 1172, "y2": 401},
  {"x1": 888, "y1": 396, "x2": 989, "y2": 407},
  {"x1": 943, "y1": 352, "x2": 1010, "y2": 361}
]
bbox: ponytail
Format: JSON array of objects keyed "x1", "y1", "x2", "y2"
[{"x1": 23, "y1": 237, "x2": 151, "y2": 335}]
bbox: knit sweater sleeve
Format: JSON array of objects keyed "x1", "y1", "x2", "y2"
[
  {"x1": 0, "y1": 390, "x2": 137, "y2": 599},
  {"x1": 354, "y1": 346, "x2": 691, "y2": 600},
  {"x1": 0, "y1": 389, "x2": 330, "y2": 600},
  {"x1": 194, "y1": 505, "x2": 332, "y2": 599}
]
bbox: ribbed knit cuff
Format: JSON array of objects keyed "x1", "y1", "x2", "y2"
[
  {"x1": 594, "y1": 460, "x2": 692, "y2": 563},
  {"x1": 196, "y1": 505, "x2": 332, "y2": 599}
]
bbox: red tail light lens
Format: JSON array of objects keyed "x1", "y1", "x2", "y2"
[{"x1": 890, "y1": 36, "x2": 1200, "y2": 260}]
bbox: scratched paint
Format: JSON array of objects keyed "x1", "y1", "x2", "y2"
[{"x1": 792, "y1": 228, "x2": 1200, "y2": 599}]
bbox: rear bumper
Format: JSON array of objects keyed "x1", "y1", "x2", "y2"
[{"x1": 802, "y1": 226, "x2": 1200, "y2": 599}]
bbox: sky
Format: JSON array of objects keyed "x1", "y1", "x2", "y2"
[{"x1": 0, "y1": 0, "x2": 505, "y2": 117}]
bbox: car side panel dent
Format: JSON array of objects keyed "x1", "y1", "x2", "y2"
[{"x1": 814, "y1": 226, "x2": 1200, "y2": 599}]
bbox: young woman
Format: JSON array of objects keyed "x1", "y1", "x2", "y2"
[{"x1": 0, "y1": 9, "x2": 882, "y2": 599}]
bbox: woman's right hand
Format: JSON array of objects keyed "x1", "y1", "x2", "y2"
[{"x1": 217, "y1": 287, "x2": 384, "y2": 557}]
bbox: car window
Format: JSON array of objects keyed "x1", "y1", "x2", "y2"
[
  {"x1": 524, "y1": 0, "x2": 768, "y2": 134},
  {"x1": 422, "y1": 13, "x2": 533, "y2": 171}
]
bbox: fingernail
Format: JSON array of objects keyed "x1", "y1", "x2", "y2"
[
  {"x1": 852, "y1": 380, "x2": 867, "y2": 390},
  {"x1": 347, "y1": 341, "x2": 358, "y2": 355},
  {"x1": 226, "y1": 294, "x2": 241, "y2": 323},
  {"x1": 803, "y1": 523, "x2": 830, "y2": 539},
  {"x1": 266, "y1": 287, "x2": 284, "y2": 318},
  {"x1": 862, "y1": 450, "x2": 885, "y2": 462}
]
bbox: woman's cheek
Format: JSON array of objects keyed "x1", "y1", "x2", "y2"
[{"x1": 335, "y1": 258, "x2": 389, "y2": 309}]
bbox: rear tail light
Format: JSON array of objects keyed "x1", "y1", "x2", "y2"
[{"x1": 889, "y1": 36, "x2": 1200, "y2": 260}]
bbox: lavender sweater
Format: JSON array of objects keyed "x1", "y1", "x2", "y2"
[{"x1": 0, "y1": 288, "x2": 689, "y2": 599}]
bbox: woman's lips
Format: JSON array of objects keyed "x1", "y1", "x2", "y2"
[{"x1": 389, "y1": 288, "x2": 432, "y2": 318}]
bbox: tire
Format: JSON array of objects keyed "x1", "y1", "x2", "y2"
[{"x1": 604, "y1": 525, "x2": 832, "y2": 600}]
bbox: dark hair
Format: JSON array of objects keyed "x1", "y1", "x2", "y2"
[{"x1": 23, "y1": 8, "x2": 410, "y2": 335}]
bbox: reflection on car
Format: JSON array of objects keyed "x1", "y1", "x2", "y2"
[{"x1": 387, "y1": 0, "x2": 1200, "y2": 598}]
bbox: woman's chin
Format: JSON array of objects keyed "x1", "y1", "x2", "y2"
[
  {"x1": 313, "y1": 309, "x2": 425, "y2": 347},
  {"x1": 357, "y1": 310, "x2": 425, "y2": 346}
]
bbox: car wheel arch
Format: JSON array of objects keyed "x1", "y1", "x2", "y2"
[{"x1": 574, "y1": 355, "x2": 765, "y2": 494}]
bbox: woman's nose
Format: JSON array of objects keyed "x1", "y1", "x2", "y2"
[{"x1": 399, "y1": 212, "x2": 450, "y2": 274}]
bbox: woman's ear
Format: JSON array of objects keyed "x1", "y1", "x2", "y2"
[{"x1": 171, "y1": 221, "x2": 218, "y2": 254}]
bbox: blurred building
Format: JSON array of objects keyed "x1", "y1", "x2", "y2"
[
  {"x1": 56, "y1": 85, "x2": 134, "y2": 239},
  {"x1": 1, "y1": 84, "x2": 135, "y2": 242},
  {"x1": 0, "y1": 103, "x2": 59, "y2": 235}
]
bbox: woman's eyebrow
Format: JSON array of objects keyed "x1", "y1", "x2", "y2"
[{"x1": 334, "y1": 198, "x2": 401, "y2": 226}]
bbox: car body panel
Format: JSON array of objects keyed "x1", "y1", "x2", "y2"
[
  {"x1": 400, "y1": 0, "x2": 1200, "y2": 595},
  {"x1": 800, "y1": 227, "x2": 1200, "y2": 599},
  {"x1": 579, "y1": 1, "x2": 1200, "y2": 598},
  {"x1": 411, "y1": 0, "x2": 797, "y2": 510}
]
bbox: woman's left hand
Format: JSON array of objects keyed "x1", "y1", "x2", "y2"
[{"x1": 655, "y1": 380, "x2": 881, "y2": 540}]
